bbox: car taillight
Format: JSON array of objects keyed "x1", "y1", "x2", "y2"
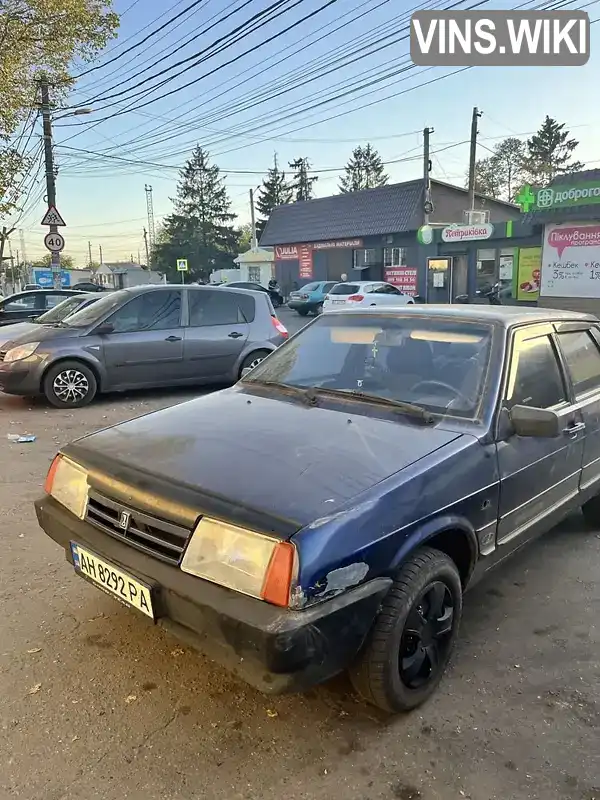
[
  {"x1": 348, "y1": 294, "x2": 364, "y2": 302},
  {"x1": 324, "y1": 294, "x2": 330, "y2": 300},
  {"x1": 272, "y1": 316, "x2": 288, "y2": 338}
]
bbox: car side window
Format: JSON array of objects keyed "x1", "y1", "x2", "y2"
[
  {"x1": 505, "y1": 334, "x2": 567, "y2": 410},
  {"x1": 188, "y1": 290, "x2": 252, "y2": 326},
  {"x1": 558, "y1": 330, "x2": 600, "y2": 396},
  {"x1": 323, "y1": 282, "x2": 336, "y2": 293},
  {"x1": 106, "y1": 291, "x2": 182, "y2": 333},
  {"x1": 381, "y1": 284, "x2": 401, "y2": 294},
  {"x1": 3, "y1": 294, "x2": 37, "y2": 310},
  {"x1": 45, "y1": 293, "x2": 70, "y2": 309}
]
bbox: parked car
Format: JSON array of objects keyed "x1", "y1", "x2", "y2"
[
  {"x1": 323, "y1": 281, "x2": 415, "y2": 312},
  {"x1": 0, "y1": 284, "x2": 288, "y2": 407},
  {"x1": 71, "y1": 282, "x2": 110, "y2": 293},
  {"x1": 288, "y1": 281, "x2": 337, "y2": 316},
  {"x1": 0, "y1": 293, "x2": 100, "y2": 349},
  {"x1": 222, "y1": 281, "x2": 283, "y2": 308},
  {"x1": 34, "y1": 305, "x2": 600, "y2": 712},
  {"x1": 23, "y1": 284, "x2": 39, "y2": 291},
  {"x1": 0, "y1": 289, "x2": 82, "y2": 327}
]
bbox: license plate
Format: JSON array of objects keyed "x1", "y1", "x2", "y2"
[
  {"x1": 333, "y1": 299, "x2": 346, "y2": 304},
  {"x1": 70, "y1": 543, "x2": 154, "y2": 619}
]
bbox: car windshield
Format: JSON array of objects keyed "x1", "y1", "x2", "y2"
[
  {"x1": 60, "y1": 289, "x2": 130, "y2": 328},
  {"x1": 35, "y1": 295, "x2": 93, "y2": 324},
  {"x1": 244, "y1": 314, "x2": 493, "y2": 418},
  {"x1": 329, "y1": 283, "x2": 360, "y2": 295}
]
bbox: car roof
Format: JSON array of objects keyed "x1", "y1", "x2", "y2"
[
  {"x1": 325, "y1": 305, "x2": 598, "y2": 327},
  {"x1": 332, "y1": 280, "x2": 384, "y2": 287}
]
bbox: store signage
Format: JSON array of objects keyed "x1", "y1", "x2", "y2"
[
  {"x1": 541, "y1": 222, "x2": 600, "y2": 298},
  {"x1": 312, "y1": 239, "x2": 363, "y2": 250},
  {"x1": 516, "y1": 248, "x2": 541, "y2": 301},
  {"x1": 516, "y1": 181, "x2": 600, "y2": 213},
  {"x1": 440, "y1": 223, "x2": 494, "y2": 242},
  {"x1": 274, "y1": 245, "x2": 299, "y2": 260},
  {"x1": 417, "y1": 225, "x2": 434, "y2": 245},
  {"x1": 298, "y1": 244, "x2": 313, "y2": 279},
  {"x1": 384, "y1": 267, "x2": 418, "y2": 295}
]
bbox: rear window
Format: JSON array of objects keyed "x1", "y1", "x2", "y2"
[
  {"x1": 323, "y1": 282, "x2": 336, "y2": 293},
  {"x1": 329, "y1": 283, "x2": 360, "y2": 295},
  {"x1": 301, "y1": 282, "x2": 320, "y2": 292}
]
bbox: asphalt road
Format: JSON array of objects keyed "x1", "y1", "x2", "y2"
[{"x1": 0, "y1": 309, "x2": 598, "y2": 800}]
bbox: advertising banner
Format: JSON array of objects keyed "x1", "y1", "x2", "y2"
[
  {"x1": 541, "y1": 222, "x2": 600, "y2": 298},
  {"x1": 384, "y1": 266, "x2": 418, "y2": 295},
  {"x1": 516, "y1": 247, "x2": 541, "y2": 301},
  {"x1": 274, "y1": 245, "x2": 299, "y2": 260},
  {"x1": 298, "y1": 245, "x2": 313, "y2": 279}
]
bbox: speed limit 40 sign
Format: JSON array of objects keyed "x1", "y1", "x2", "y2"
[{"x1": 44, "y1": 232, "x2": 65, "y2": 252}]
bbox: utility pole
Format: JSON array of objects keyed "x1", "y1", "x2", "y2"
[
  {"x1": 99, "y1": 244, "x2": 103, "y2": 264},
  {"x1": 423, "y1": 127, "x2": 434, "y2": 225},
  {"x1": 19, "y1": 229, "x2": 27, "y2": 267},
  {"x1": 40, "y1": 76, "x2": 61, "y2": 289},
  {"x1": 88, "y1": 241, "x2": 93, "y2": 268},
  {"x1": 0, "y1": 226, "x2": 15, "y2": 280},
  {"x1": 249, "y1": 188, "x2": 258, "y2": 250},
  {"x1": 467, "y1": 107, "x2": 482, "y2": 211},
  {"x1": 143, "y1": 227, "x2": 150, "y2": 267}
]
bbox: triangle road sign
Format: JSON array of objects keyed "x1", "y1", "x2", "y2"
[{"x1": 41, "y1": 205, "x2": 66, "y2": 226}]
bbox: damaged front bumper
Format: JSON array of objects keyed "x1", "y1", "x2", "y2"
[{"x1": 35, "y1": 496, "x2": 391, "y2": 694}]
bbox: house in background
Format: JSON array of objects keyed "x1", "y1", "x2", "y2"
[
  {"x1": 260, "y1": 178, "x2": 521, "y2": 302},
  {"x1": 95, "y1": 262, "x2": 163, "y2": 289},
  {"x1": 233, "y1": 247, "x2": 274, "y2": 285}
]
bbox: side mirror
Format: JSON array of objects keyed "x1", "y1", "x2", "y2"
[
  {"x1": 509, "y1": 404, "x2": 560, "y2": 438},
  {"x1": 94, "y1": 323, "x2": 114, "y2": 335}
]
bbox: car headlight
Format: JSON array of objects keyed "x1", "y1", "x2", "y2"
[
  {"x1": 3, "y1": 342, "x2": 39, "y2": 362},
  {"x1": 181, "y1": 517, "x2": 298, "y2": 607},
  {"x1": 44, "y1": 455, "x2": 89, "y2": 519}
]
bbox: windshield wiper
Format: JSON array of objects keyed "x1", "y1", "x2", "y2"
[
  {"x1": 329, "y1": 389, "x2": 435, "y2": 423},
  {"x1": 243, "y1": 379, "x2": 321, "y2": 406}
]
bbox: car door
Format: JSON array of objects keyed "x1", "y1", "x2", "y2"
[
  {"x1": 183, "y1": 288, "x2": 250, "y2": 380},
  {"x1": 99, "y1": 290, "x2": 184, "y2": 389},
  {"x1": 496, "y1": 323, "x2": 584, "y2": 550},
  {"x1": 0, "y1": 292, "x2": 41, "y2": 326},
  {"x1": 555, "y1": 322, "x2": 600, "y2": 502}
]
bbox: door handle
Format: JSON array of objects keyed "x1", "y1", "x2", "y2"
[
  {"x1": 228, "y1": 332, "x2": 243, "y2": 338},
  {"x1": 563, "y1": 421, "x2": 586, "y2": 437},
  {"x1": 164, "y1": 335, "x2": 182, "y2": 342}
]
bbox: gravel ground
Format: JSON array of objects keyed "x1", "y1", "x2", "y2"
[{"x1": 0, "y1": 315, "x2": 598, "y2": 800}]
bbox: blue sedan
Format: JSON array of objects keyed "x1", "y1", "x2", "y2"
[
  {"x1": 287, "y1": 280, "x2": 336, "y2": 315},
  {"x1": 34, "y1": 305, "x2": 600, "y2": 712}
]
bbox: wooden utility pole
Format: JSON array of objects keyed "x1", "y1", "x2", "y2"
[
  {"x1": 467, "y1": 107, "x2": 483, "y2": 211},
  {"x1": 143, "y1": 227, "x2": 150, "y2": 266},
  {"x1": 40, "y1": 76, "x2": 62, "y2": 288},
  {"x1": 249, "y1": 189, "x2": 258, "y2": 250},
  {"x1": 88, "y1": 241, "x2": 93, "y2": 267},
  {"x1": 99, "y1": 244, "x2": 103, "y2": 264}
]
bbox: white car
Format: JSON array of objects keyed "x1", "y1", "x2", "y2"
[{"x1": 322, "y1": 281, "x2": 415, "y2": 311}]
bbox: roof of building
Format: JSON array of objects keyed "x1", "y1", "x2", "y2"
[
  {"x1": 259, "y1": 179, "x2": 519, "y2": 246},
  {"x1": 523, "y1": 169, "x2": 600, "y2": 224},
  {"x1": 260, "y1": 180, "x2": 425, "y2": 245}
]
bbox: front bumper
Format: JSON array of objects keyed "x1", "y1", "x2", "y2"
[
  {"x1": 0, "y1": 358, "x2": 42, "y2": 395},
  {"x1": 35, "y1": 496, "x2": 391, "y2": 694}
]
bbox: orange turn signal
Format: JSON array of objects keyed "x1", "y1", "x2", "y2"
[
  {"x1": 261, "y1": 542, "x2": 296, "y2": 607},
  {"x1": 44, "y1": 455, "x2": 61, "y2": 494}
]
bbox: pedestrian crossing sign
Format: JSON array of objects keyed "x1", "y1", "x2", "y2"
[{"x1": 176, "y1": 259, "x2": 188, "y2": 272}]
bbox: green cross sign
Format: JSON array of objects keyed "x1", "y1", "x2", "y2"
[{"x1": 515, "y1": 184, "x2": 536, "y2": 212}]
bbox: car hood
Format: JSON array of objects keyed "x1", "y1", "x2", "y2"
[
  {"x1": 64, "y1": 387, "x2": 463, "y2": 535},
  {"x1": 0, "y1": 321, "x2": 39, "y2": 347},
  {"x1": 2, "y1": 324, "x2": 85, "y2": 347}
]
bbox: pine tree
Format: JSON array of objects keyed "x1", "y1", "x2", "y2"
[
  {"x1": 152, "y1": 146, "x2": 237, "y2": 282},
  {"x1": 289, "y1": 157, "x2": 318, "y2": 201},
  {"x1": 339, "y1": 144, "x2": 389, "y2": 193},
  {"x1": 256, "y1": 154, "x2": 292, "y2": 237},
  {"x1": 522, "y1": 116, "x2": 585, "y2": 184}
]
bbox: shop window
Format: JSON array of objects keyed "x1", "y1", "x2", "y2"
[
  {"x1": 353, "y1": 248, "x2": 378, "y2": 269},
  {"x1": 498, "y1": 247, "x2": 515, "y2": 301},
  {"x1": 384, "y1": 247, "x2": 407, "y2": 267},
  {"x1": 476, "y1": 248, "x2": 496, "y2": 291}
]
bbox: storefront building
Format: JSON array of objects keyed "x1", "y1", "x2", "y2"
[
  {"x1": 520, "y1": 169, "x2": 600, "y2": 315},
  {"x1": 260, "y1": 179, "x2": 520, "y2": 299}
]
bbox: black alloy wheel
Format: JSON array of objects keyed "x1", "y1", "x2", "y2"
[{"x1": 350, "y1": 547, "x2": 462, "y2": 712}]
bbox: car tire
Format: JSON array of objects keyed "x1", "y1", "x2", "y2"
[
  {"x1": 314, "y1": 303, "x2": 323, "y2": 315},
  {"x1": 43, "y1": 360, "x2": 98, "y2": 408},
  {"x1": 239, "y1": 350, "x2": 271, "y2": 377},
  {"x1": 582, "y1": 494, "x2": 600, "y2": 528},
  {"x1": 349, "y1": 547, "x2": 462, "y2": 713},
  {"x1": 297, "y1": 308, "x2": 309, "y2": 316}
]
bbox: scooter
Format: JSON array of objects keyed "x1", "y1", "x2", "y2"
[
  {"x1": 268, "y1": 288, "x2": 283, "y2": 308},
  {"x1": 454, "y1": 282, "x2": 503, "y2": 305}
]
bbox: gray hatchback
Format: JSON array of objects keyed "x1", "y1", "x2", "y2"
[{"x1": 0, "y1": 285, "x2": 288, "y2": 407}]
